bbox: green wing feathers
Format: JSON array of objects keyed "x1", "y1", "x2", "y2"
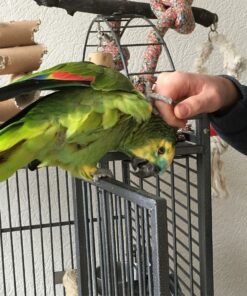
[
  {"x1": 14, "y1": 61, "x2": 135, "y2": 92},
  {"x1": 0, "y1": 62, "x2": 136, "y2": 101}
]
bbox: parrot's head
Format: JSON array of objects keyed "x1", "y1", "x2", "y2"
[
  {"x1": 124, "y1": 115, "x2": 177, "y2": 178},
  {"x1": 131, "y1": 138, "x2": 176, "y2": 178}
]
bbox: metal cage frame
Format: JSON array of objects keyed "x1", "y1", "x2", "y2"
[{"x1": 0, "y1": 13, "x2": 213, "y2": 296}]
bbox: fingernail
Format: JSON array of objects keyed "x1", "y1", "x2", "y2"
[
  {"x1": 177, "y1": 104, "x2": 189, "y2": 118},
  {"x1": 152, "y1": 83, "x2": 157, "y2": 91}
]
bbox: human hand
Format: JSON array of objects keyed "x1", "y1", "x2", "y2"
[{"x1": 154, "y1": 71, "x2": 239, "y2": 128}]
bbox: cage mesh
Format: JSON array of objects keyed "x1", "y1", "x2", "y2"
[
  {"x1": 0, "y1": 168, "x2": 75, "y2": 296},
  {"x1": 0, "y1": 147, "x2": 212, "y2": 296}
]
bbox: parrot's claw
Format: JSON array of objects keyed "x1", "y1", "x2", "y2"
[
  {"x1": 146, "y1": 92, "x2": 173, "y2": 105},
  {"x1": 93, "y1": 168, "x2": 114, "y2": 182},
  {"x1": 144, "y1": 82, "x2": 173, "y2": 105},
  {"x1": 144, "y1": 82, "x2": 174, "y2": 116}
]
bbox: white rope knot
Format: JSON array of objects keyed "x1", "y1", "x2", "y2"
[
  {"x1": 211, "y1": 134, "x2": 229, "y2": 198},
  {"x1": 63, "y1": 270, "x2": 78, "y2": 296}
]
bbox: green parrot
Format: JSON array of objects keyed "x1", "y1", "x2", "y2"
[{"x1": 0, "y1": 61, "x2": 177, "y2": 181}]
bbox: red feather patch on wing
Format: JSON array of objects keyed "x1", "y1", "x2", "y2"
[{"x1": 51, "y1": 71, "x2": 95, "y2": 81}]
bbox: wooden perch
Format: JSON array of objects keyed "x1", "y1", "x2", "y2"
[{"x1": 33, "y1": 0, "x2": 218, "y2": 27}]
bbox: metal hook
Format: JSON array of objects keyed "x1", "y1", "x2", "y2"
[
  {"x1": 97, "y1": 22, "x2": 104, "y2": 50},
  {"x1": 210, "y1": 22, "x2": 218, "y2": 32},
  {"x1": 208, "y1": 21, "x2": 218, "y2": 42},
  {"x1": 96, "y1": 22, "x2": 112, "y2": 51}
]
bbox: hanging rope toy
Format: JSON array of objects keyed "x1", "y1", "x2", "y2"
[
  {"x1": 194, "y1": 21, "x2": 247, "y2": 198},
  {"x1": 101, "y1": 20, "x2": 130, "y2": 70},
  {"x1": 194, "y1": 22, "x2": 247, "y2": 77},
  {"x1": 133, "y1": 0, "x2": 195, "y2": 92}
]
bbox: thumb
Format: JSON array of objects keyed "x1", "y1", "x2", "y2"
[{"x1": 174, "y1": 94, "x2": 206, "y2": 119}]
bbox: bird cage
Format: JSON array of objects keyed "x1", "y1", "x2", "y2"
[{"x1": 0, "y1": 13, "x2": 213, "y2": 296}]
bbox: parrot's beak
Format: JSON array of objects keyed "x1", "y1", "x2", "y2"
[{"x1": 131, "y1": 157, "x2": 160, "y2": 178}]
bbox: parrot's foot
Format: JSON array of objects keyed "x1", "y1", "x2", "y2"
[
  {"x1": 144, "y1": 82, "x2": 173, "y2": 104},
  {"x1": 28, "y1": 159, "x2": 41, "y2": 171},
  {"x1": 93, "y1": 168, "x2": 114, "y2": 182}
]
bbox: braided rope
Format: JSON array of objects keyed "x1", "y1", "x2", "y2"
[
  {"x1": 134, "y1": 0, "x2": 195, "y2": 92},
  {"x1": 98, "y1": 1, "x2": 195, "y2": 91}
]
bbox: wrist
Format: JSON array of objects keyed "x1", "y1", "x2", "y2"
[
  {"x1": 211, "y1": 76, "x2": 241, "y2": 117},
  {"x1": 218, "y1": 76, "x2": 240, "y2": 109}
]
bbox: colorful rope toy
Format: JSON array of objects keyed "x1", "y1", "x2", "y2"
[{"x1": 134, "y1": 0, "x2": 196, "y2": 92}]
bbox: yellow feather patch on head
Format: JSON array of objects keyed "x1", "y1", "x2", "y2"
[
  {"x1": 131, "y1": 139, "x2": 173, "y2": 158},
  {"x1": 131, "y1": 140, "x2": 158, "y2": 162},
  {"x1": 130, "y1": 138, "x2": 175, "y2": 170},
  {"x1": 160, "y1": 139, "x2": 175, "y2": 164}
]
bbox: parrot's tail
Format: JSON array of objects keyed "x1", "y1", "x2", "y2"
[
  {"x1": 0, "y1": 121, "x2": 44, "y2": 182},
  {"x1": 0, "y1": 139, "x2": 35, "y2": 181}
]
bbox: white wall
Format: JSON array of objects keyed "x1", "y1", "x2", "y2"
[{"x1": 0, "y1": 0, "x2": 247, "y2": 295}]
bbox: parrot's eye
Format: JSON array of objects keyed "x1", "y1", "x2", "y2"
[{"x1": 157, "y1": 147, "x2": 165, "y2": 155}]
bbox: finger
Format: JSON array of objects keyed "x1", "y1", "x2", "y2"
[
  {"x1": 174, "y1": 94, "x2": 209, "y2": 119},
  {"x1": 154, "y1": 73, "x2": 178, "y2": 100},
  {"x1": 154, "y1": 100, "x2": 187, "y2": 128},
  {"x1": 155, "y1": 72, "x2": 190, "y2": 102}
]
